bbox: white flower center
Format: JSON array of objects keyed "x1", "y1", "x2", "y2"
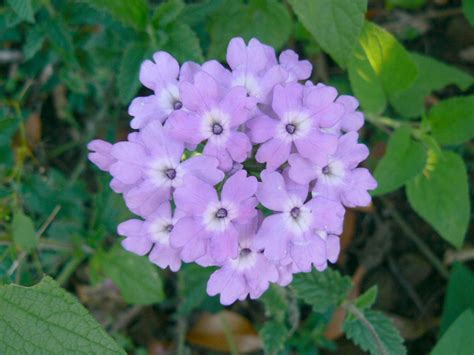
[
  {"x1": 282, "y1": 195, "x2": 312, "y2": 238},
  {"x1": 202, "y1": 200, "x2": 237, "y2": 232},
  {"x1": 276, "y1": 111, "x2": 312, "y2": 143},
  {"x1": 229, "y1": 247, "x2": 258, "y2": 271},
  {"x1": 319, "y1": 159, "x2": 345, "y2": 186},
  {"x1": 232, "y1": 74, "x2": 262, "y2": 98},
  {"x1": 148, "y1": 158, "x2": 184, "y2": 188},
  {"x1": 200, "y1": 108, "x2": 231, "y2": 146},
  {"x1": 158, "y1": 84, "x2": 180, "y2": 114},
  {"x1": 149, "y1": 217, "x2": 174, "y2": 245}
]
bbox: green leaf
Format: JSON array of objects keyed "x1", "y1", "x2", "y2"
[
  {"x1": 348, "y1": 42, "x2": 387, "y2": 113},
  {"x1": 406, "y1": 152, "x2": 470, "y2": 248},
  {"x1": 355, "y1": 286, "x2": 378, "y2": 311},
  {"x1": 0, "y1": 276, "x2": 125, "y2": 354},
  {"x1": 208, "y1": 0, "x2": 291, "y2": 60},
  {"x1": 439, "y1": 263, "x2": 474, "y2": 335},
  {"x1": 373, "y1": 126, "x2": 427, "y2": 195},
  {"x1": 7, "y1": 0, "x2": 34, "y2": 23},
  {"x1": 463, "y1": 0, "x2": 474, "y2": 26},
  {"x1": 80, "y1": 0, "x2": 148, "y2": 31},
  {"x1": 23, "y1": 26, "x2": 45, "y2": 60},
  {"x1": 359, "y1": 21, "x2": 418, "y2": 98},
  {"x1": 118, "y1": 42, "x2": 148, "y2": 105},
  {"x1": 344, "y1": 309, "x2": 406, "y2": 355},
  {"x1": 391, "y1": 53, "x2": 473, "y2": 118},
  {"x1": 163, "y1": 23, "x2": 203, "y2": 63},
  {"x1": 292, "y1": 268, "x2": 352, "y2": 312},
  {"x1": 12, "y1": 210, "x2": 38, "y2": 252},
  {"x1": 432, "y1": 309, "x2": 474, "y2": 355},
  {"x1": 428, "y1": 95, "x2": 474, "y2": 146},
  {"x1": 288, "y1": 0, "x2": 367, "y2": 68},
  {"x1": 43, "y1": 18, "x2": 75, "y2": 63},
  {"x1": 259, "y1": 321, "x2": 288, "y2": 355},
  {"x1": 152, "y1": 0, "x2": 184, "y2": 28},
  {"x1": 386, "y1": 0, "x2": 426, "y2": 10},
  {"x1": 91, "y1": 245, "x2": 164, "y2": 305},
  {"x1": 260, "y1": 284, "x2": 288, "y2": 321}
]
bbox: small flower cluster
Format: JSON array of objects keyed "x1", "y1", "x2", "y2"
[{"x1": 88, "y1": 37, "x2": 377, "y2": 305}]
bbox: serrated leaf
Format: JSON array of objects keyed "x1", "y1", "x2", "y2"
[
  {"x1": 80, "y1": 0, "x2": 148, "y2": 31},
  {"x1": 439, "y1": 263, "x2": 474, "y2": 335},
  {"x1": 91, "y1": 245, "x2": 164, "y2": 305},
  {"x1": 344, "y1": 309, "x2": 406, "y2": 355},
  {"x1": 163, "y1": 23, "x2": 203, "y2": 63},
  {"x1": 208, "y1": 0, "x2": 291, "y2": 60},
  {"x1": 428, "y1": 95, "x2": 474, "y2": 146},
  {"x1": 292, "y1": 268, "x2": 352, "y2": 312},
  {"x1": 355, "y1": 286, "x2": 378, "y2": 311},
  {"x1": 406, "y1": 152, "x2": 470, "y2": 249},
  {"x1": 463, "y1": 0, "x2": 474, "y2": 26},
  {"x1": 23, "y1": 26, "x2": 45, "y2": 60},
  {"x1": 391, "y1": 53, "x2": 473, "y2": 118},
  {"x1": 43, "y1": 18, "x2": 75, "y2": 63},
  {"x1": 359, "y1": 22, "x2": 418, "y2": 98},
  {"x1": 348, "y1": 42, "x2": 387, "y2": 113},
  {"x1": 7, "y1": 0, "x2": 34, "y2": 23},
  {"x1": 373, "y1": 126, "x2": 427, "y2": 196},
  {"x1": 0, "y1": 276, "x2": 125, "y2": 354},
  {"x1": 152, "y1": 0, "x2": 184, "y2": 27},
  {"x1": 260, "y1": 284, "x2": 288, "y2": 321},
  {"x1": 432, "y1": 309, "x2": 474, "y2": 355},
  {"x1": 12, "y1": 210, "x2": 38, "y2": 252},
  {"x1": 288, "y1": 0, "x2": 367, "y2": 68},
  {"x1": 259, "y1": 321, "x2": 288, "y2": 355},
  {"x1": 118, "y1": 42, "x2": 148, "y2": 105}
]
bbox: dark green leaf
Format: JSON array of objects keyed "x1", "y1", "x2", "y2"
[
  {"x1": 208, "y1": 0, "x2": 291, "y2": 60},
  {"x1": 344, "y1": 309, "x2": 406, "y2": 355},
  {"x1": 12, "y1": 210, "x2": 38, "y2": 252},
  {"x1": 292, "y1": 268, "x2": 352, "y2": 312},
  {"x1": 118, "y1": 42, "x2": 148, "y2": 105},
  {"x1": 463, "y1": 0, "x2": 474, "y2": 26},
  {"x1": 23, "y1": 26, "x2": 45, "y2": 60},
  {"x1": 259, "y1": 321, "x2": 288, "y2": 355},
  {"x1": 80, "y1": 0, "x2": 148, "y2": 31},
  {"x1": 428, "y1": 95, "x2": 474, "y2": 146},
  {"x1": 386, "y1": 0, "x2": 426, "y2": 10},
  {"x1": 163, "y1": 23, "x2": 203, "y2": 63},
  {"x1": 152, "y1": 0, "x2": 184, "y2": 27},
  {"x1": 354, "y1": 286, "x2": 378, "y2": 311},
  {"x1": 439, "y1": 263, "x2": 474, "y2": 335},
  {"x1": 391, "y1": 53, "x2": 473, "y2": 118},
  {"x1": 406, "y1": 152, "x2": 470, "y2": 248},
  {"x1": 7, "y1": 0, "x2": 34, "y2": 23},
  {"x1": 91, "y1": 245, "x2": 164, "y2": 305},
  {"x1": 359, "y1": 21, "x2": 418, "y2": 98},
  {"x1": 260, "y1": 284, "x2": 288, "y2": 321},
  {"x1": 373, "y1": 126, "x2": 426, "y2": 195},
  {"x1": 288, "y1": 0, "x2": 367, "y2": 68},
  {"x1": 432, "y1": 309, "x2": 474, "y2": 355},
  {"x1": 0, "y1": 276, "x2": 125, "y2": 354}
]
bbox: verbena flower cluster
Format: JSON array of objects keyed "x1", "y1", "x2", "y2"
[{"x1": 88, "y1": 37, "x2": 377, "y2": 305}]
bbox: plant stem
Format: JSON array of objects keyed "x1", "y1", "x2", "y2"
[
  {"x1": 56, "y1": 253, "x2": 86, "y2": 286},
  {"x1": 219, "y1": 314, "x2": 239, "y2": 355},
  {"x1": 346, "y1": 303, "x2": 387, "y2": 355}
]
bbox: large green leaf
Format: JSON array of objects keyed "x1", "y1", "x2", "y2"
[
  {"x1": 373, "y1": 126, "x2": 426, "y2": 196},
  {"x1": 80, "y1": 0, "x2": 148, "y2": 31},
  {"x1": 163, "y1": 23, "x2": 203, "y2": 63},
  {"x1": 7, "y1": 0, "x2": 34, "y2": 23},
  {"x1": 463, "y1": 0, "x2": 474, "y2": 26},
  {"x1": 12, "y1": 210, "x2": 38, "y2": 252},
  {"x1": 23, "y1": 26, "x2": 46, "y2": 60},
  {"x1": 0, "y1": 276, "x2": 125, "y2": 354},
  {"x1": 428, "y1": 95, "x2": 474, "y2": 146},
  {"x1": 152, "y1": 0, "x2": 184, "y2": 28},
  {"x1": 117, "y1": 41, "x2": 149, "y2": 105},
  {"x1": 391, "y1": 53, "x2": 473, "y2": 118},
  {"x1": 91, "y1": 245, "x2": 164, "y2": 305},
  {"x1": 406, "y1": 152, "x2": 470, "y2": 248},
  {"x1": 359, "y1": 22, "x2": 418, "y2": 98},
  {"x1": 208, "y1": 0, "x2": 291, "y2": 60},
  {"x1": 291, "y1": 268, "x2": 352, "y2": 312},
  {"x1": 260, "y1": 284, "x2": 288, "y2": 321},
  {"x1": 289, "y1": 0, "x2": 367, "y2": 68},
  {"x1": 259, "y1": 321, "x2": 288, "y2": 355},
  {"x1": 439, "y1": 263, "x2": 474, "y2": 335},
  {"x1": 344, "y1": 309, "x2": 406, "y2": 355},
  {"x1": 432, "y1": 309, "x2": 474, "y2": 355}
]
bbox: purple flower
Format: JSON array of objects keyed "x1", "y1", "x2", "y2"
[
  {"x1": 117, "y1": 201, "x2": 183, "y2": 271},
  {"x1": 170, "y1": 170, "x2": 258, "y2": 263},
  {"x1": 247, "y1": 82, "x2": 343, "y2": 170},
  {"x1": 202, "y1": 37, "x2": 287, "y2": 103},
  {"x1": 166, "y1": 71, "x2": 255, "y2": 171},
  {"x1": 288, "y1": 132, "x2": 377, "y2": 207},
  {"x1": 108, "y1": 121, "x2": 224, "y2": 216},
  {"x1": 206, "y1": 216, "x2": 279, "y2": 305},
  {"x1": 252, "y1": 171, "x2": 344, "y2": 267},
  {"x1": 279, "y1": 49, "x2": 312, "y2": 82},
  {"x1": 128, "y1": 51, "x2": 200, "y2": 129}
]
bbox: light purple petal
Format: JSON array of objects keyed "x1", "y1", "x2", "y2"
[
  {"x1": 246, "y1": 115, "x2": 278, "y2": 144},
  {"x1": 149, "y1": 244, "x2": 182, "y2": 271},
  {"x1": 139, "y1": 120, "x2": 184, "y2": 161},
  {"x1": 180, "y1": 155, "x2": 224, "y2": 185},
  {"x1": 294, "y1": 129, "x2": 337, "y2": 166},
  {"x1": 256, "y1": 170, "x2": 290, "y2": 211},
  {"x1": 222, "y1": 170, "x2": 258, "y2": 203},
  {"x1": 174, "y1": 175, "x2": 218, "y2": 215},
  {"x1": 253, "y1": 214, "x2": 290, "y2": 261},
  {"x1": 166, "y1": 110, "x2": 204, "y2": 145},
  {"x1": 335, "y1": 132, "x2": 369, "y2": 169},
  {"x1": 128, "y1": 95, "x2": 166, "y2": 129},
  {"x1": 226, "y1": 37, "x2": 267, "y2": 72},
  {"x1": 207, "y1": 267, "x2": 247, "y2": 305},
  {"x1": 303, "y1": 85, "x2": 337, "y2": 112},
  {"x1": 306, "y1": 197, "x2": 345, "y2": 234},
  {"x1": 88, "y1": 140, "x2": 114, "y2": 171},
  {"x1": 341, "y1": 168, "x2": 377, "y2": 207},
  {"x1": 139, "y1": 51, "x2": 179, "y2": 90},
  {"x1": 326, "y1": 234, "x2": 340, "y2": 263},
  {"x1": 209, "y1": 225, "x2": 239, "y2": 262},
  {"x1": 220, "y1": 86, "x2": 253, "y2": 127},
  {"x1": 272, "y1": 83, "x2": 304, "y2": 118},
  {"x1": 287, "y1": 153, "x2": 319, "y2": 185},
  {"x1": 203, "y1": 141, "x2": 234, "y2": 171},
  {"x1": 313, "y1": 102, "x2": 345, "y2": 128},
  {"x1": 226, "y1": 131, "x2": 252, "y2": 163},
  {"x1": 255, "y1": 138, "x2": 291, "y2": 171},
  {"x1": 282, "y1": 168, "x2": 309, "y2": 202}
]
